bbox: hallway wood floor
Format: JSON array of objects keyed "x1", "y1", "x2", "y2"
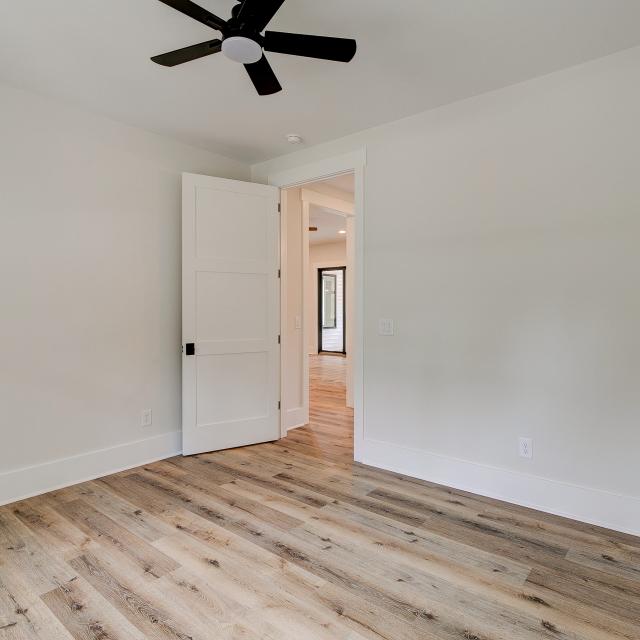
[{"x1": 2, "y1": 355, "x2": 640, "y2": 639}]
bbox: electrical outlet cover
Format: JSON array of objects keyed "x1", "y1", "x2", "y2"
[{"x1": 519, "y1": 437, "x2": 533, "y2": 459}]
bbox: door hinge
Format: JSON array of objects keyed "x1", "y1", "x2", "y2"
[
  {"x1": 278, "y1": 335, "x2": 281, "y2": 344},
  {"x1": 278, "y1": 203, "x2": 281, "y2": 213},
  {"x1": 278, "y1": 269, "x2": 281, "y2": 278},
  {"x1": 278, "y1": 401, "x2": 281, "y2": 410}
]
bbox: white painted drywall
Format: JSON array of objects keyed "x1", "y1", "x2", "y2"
[
  {"x1": 281, "y1": 187, "x2": 306, "y2": 430},
  {"x1": 345, "y1": 215, "x2": 355, "y2": 408},
  {"x1": 0, "y1": 82, "x2": 249, "y2": 504},
  {"x1": 308, "y1": 241, "x2": 347, "y2": 354},
  {"x1": 253, "y1": 46, "x2": 640, "y2": 534}
]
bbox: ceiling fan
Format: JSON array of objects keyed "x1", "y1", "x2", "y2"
[{"x1": 151, "y1": 0, "x2": 357, "y2": 95}]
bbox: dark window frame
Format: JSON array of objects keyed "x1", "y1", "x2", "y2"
[{"x1": 317, "y1": 266, "x2": 346, "y2": 355}]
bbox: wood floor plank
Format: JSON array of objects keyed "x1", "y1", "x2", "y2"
[
  {"x1": 68, "y1": 553, "x2": 208, "y2": 640},
  {"x1": 0, "y1": 510, "x2": 77, "y2": 596},
  {"x1": 179, "y1": 457, "x2": 331, "y2": 509},
  {"x1": 52, "y1": 480, "x2": 176, "y2": 544},
  {"x1": 131, "y1": 476, "x2": 447, "y2": 638},
  {"x1": 152, "y1": 532, "x2": 364, "y2": 640},
  {"x1": 320, "y1": 502, "x2": 640, "y2": 639},
  {"x1": 54, "y1": 500, "x2": 179, "y2": 580},
  {"x1": 221, "y1": 477, "x2": 320, "y2": 523},
  {"x1": 139, "y1": 463, "x2": 304, "y2": 532},
  {"x1": 290, "y1": 511, "x2": 627, "y2": 640},
  {"x1": 565, "y1": 546, "x2": 640, "y2": 582},
  {"x1": 10, "y1": 498, "x2": 92, "y2": 561},
  {"x1": 41, "y1": 576, "x2": 147, "y2": 640},
  {"x1": 0, "y1": 569, "x2": 73, "y2": 640},
  {"x1": 1, "y1": 355, "x2": 639, "y2": 640}
]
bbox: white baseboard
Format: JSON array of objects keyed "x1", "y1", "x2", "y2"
[
  {"x1": 285, "y1": 407, "x2": 307, "y2": 432},
  {"x1": 0, "y1": 431, "x2": 182, "y2": 507},
  {"x1": 361, "y1": 437, "x2": 640, "y2": 538},
  {"x1": 5, "y1": 429, "x2": 636, "y2": 538}
]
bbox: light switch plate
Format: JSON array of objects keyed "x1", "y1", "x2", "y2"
[{"x1": 378, "y1": 318, "x2": 394, "y2": 336}]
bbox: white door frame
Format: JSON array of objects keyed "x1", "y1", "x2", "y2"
[
  {"x1": 268, "y1": 149, "x2": 366, "y2": 462},
  {"x1": 279, "y1": 188, "x2": 310, "y2": 433}
]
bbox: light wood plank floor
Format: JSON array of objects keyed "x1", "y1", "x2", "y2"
[{"x1": 2, "y1": 354, "x2": 640, "y2": 639}]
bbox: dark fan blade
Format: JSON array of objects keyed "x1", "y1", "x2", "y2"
[
  {"x1": 264, "y1": 31, "x2": 356, "y2": 62},
  {"x1": 244, "y1": 55, "x2": 282, "y2": 95},
  {"x1": 235, "y1": 0, "x2": 286, "y2": 33},
  {"x1": 156, "y1": 0, "x2": 226, "y2": 31},
  {"x1": 151, "y1": 39, "x2": 222, "y2": 67}
]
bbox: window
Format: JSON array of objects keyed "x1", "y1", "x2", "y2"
[
  {"x1": 318, "y1": 267, "x2": 346, "y2": 354},
  {"x1": 322, "y1": 274, "x2": 337, "y2": 329}
]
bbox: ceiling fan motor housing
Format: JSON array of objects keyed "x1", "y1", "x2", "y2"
[
  {"x1": 222, "y1": 36, "x2": 262, "y2": 64},
  {"x1": 222, "y1": 5, "x2": 264, "y2": 65}
]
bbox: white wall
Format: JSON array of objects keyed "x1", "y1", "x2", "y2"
[
  {"x1": 281, "y1": 187, "x2": 306, "y2": 430},
  {"x1": 308, "y1": 241, "x2": 347, "y2": 354},
  {"x1": 253, "y1": 46, "x2": 640, "y2": 535},
  {"x1": 0, "y1": 82, "x2": 249, "y2": 504}
]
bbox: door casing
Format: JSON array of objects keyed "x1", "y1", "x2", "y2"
[{"x1": 268, "y1": 150, "x2": 365, "y2": 461}]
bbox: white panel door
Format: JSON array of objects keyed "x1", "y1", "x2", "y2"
[{"x1": 182, "y1": 173, "x2": 280, "y2": 455}]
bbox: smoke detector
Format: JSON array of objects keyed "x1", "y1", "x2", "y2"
[{"x1": 286, "y1": 134, "x2": 304, "y2": 145}]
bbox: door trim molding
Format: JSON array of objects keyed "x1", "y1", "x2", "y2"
[{"x1": 269, "y1": 149, "x2": 366, "y2": 459}]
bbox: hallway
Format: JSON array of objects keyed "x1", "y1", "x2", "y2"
[{"x1": 279, "y1": 354, "x2": 354, "y2": 465}]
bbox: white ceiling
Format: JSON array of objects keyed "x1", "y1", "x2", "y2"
[
  {"x1": 1, "y1": 1, "x2": 640, "y2": 163},
  {"x1": 309, "y1": 206, "x2": 346, "y2": 246}
]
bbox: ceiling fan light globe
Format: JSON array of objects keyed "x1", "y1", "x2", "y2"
[{"x1": 222, "y1": 37, "x2": 263, "y2": 64}]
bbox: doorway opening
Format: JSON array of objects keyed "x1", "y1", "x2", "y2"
[
  {"x1": 318, "y1": 266, "x2": 346, "y2": 355},
  {"x1": 279, "y1": 171, "x2": 355, "y2": 463}
]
